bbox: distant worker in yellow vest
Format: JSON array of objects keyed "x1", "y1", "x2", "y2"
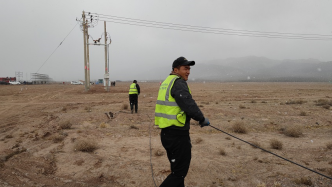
[
  {"x1": 129, "y1": 80, "x2": 140, "y2": 114},
  {"x1": 155, "y1": 57, "x2": 210, "y2": 187}
]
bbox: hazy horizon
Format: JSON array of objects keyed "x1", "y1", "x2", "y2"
[{"x1": 1, "y1": 1, "x2": 332, "y2": 82}]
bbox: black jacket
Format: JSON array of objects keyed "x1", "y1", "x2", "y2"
[
  {"x1": 136, "y1": 83, "x2": 140, "y2": 95},
  {"x1": 167, "y1": 78, "x2": 205, "y2": 131}
]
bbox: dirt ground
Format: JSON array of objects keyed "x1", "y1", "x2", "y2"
[{"x1": 0, "y1": 82, "x2": 332, "y2": 187}]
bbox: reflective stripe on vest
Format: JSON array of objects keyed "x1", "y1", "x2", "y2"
[
  {"x1": 154, "y1": 75, "x2": 191, "y2": 128},
  {"x1": 129, "y1": 83, "x2": 138, "y2": 94}
]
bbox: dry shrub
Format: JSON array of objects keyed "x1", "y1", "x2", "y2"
[
  {"x1": 231, "y1": 122, "x2": 247, "y2": 134},
  {"x1": 315, "y1": 99, "x2": 332, "y2": 106},
  {"x1": 61, "y1": 107, "x2": 67, "y2": 112},
  {"x1": 84, "y1": 106, "x2": 91, "y2": 112},
  {"x1": 59, "y1": 121, "x2": 72, "y2": 129},
  {"x1": 270, "y1": 139, "x2": 283, "y2": 150},
  {"x1": 261, "y1": 101, "x2": 267, "y2": 103},
  {"x1": 273, "y1": 181, "x2": 281, "y2": 187},
  {"x1": 256, "y1": 182, "x2": 266, "y2": 187},
  {"x1": 322, "y1": 105, "x2": 330, "y2": 109},
  {"x1": 286, "y1": 100, "x2": 306, "y2": 105},
  {"x1": 294, "y1": 177, "x2": 312, "y2": 186},
  {"x1": 326, "y1": 142, "x2": 332, "y2": 150},
  {"x1": 154, "y1": 149, "x2": 164, "y2": 156},
  {"x1": 219, "y1": 148, "x2": 226, "y2": 156},
  {"x1": 215, "y1": 101, "x2": 219, "y2": 104},
  {"x1": 284, "y1": 126, "x2": 302, "y2": 137},
  {"x1": 121, "y1": 103, "x2": 128, "y2": 110},
  {"x1": 74, "y1": 139, "x2": 98, "y2": 152},
  {"x1": 5, "y1": 134, "x2": 13, "y2": 139},
  {"x1": 99, "y1": 122, "x2": 107, "y2": 128},
  {"x1": 225, "y1": 137, "x2": 231, "y2": 140},
  {"x1": 239, "y1": 104, "x2": 246, "y2": 109},
  {"x1": 250, "y1": 141, "x2": 261, "y2": 149},
  {"x1": 327, "y1": 168, "x2": 332, "y2": 176},
  {"x1": 195, "y1": 137, "x2": 203, "y2": 144},
  {"x1": 300, "y1": 111, "x2": 307, "y2": 116},
  {"x1": 52, "y1": 135, "x2": 65, "y2": 143},
  {"x1": 251, "y1": 100, "x2": 257, "y2": 103},
  {"x1": 130, "y1": 125, "x2": 139, "y2": 130}
]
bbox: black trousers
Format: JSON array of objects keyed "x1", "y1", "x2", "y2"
[
  {"x1": 129, "y1": 94, "x2": 138, "y2": 112},
  {"x1": 160, "y1": 128, "x2": 191, "y2": 187}
]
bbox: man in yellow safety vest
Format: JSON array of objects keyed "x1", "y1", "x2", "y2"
[
  {"x1": 129, "y1": 80, "x2": 140, "y2": 114},
  {"x1": 155, "y1": 57, "x2": 210, "y2": 187}
]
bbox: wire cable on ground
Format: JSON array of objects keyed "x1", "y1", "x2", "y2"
[
  {"x1": 36, "y1": 22, "x2": 79, "y2": 73},
  {"x1": 208, "y1": 124, "x2": 332, "y2": 181},
  {"x1": 147, "y1": 114, "x2": 158, "y2": 187}
]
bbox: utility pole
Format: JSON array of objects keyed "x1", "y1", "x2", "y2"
[
  {"x1": 104, "y1": 21, "x2": 109, "y2": 92},
  {"x1": 82, "y1": 11, "x2": 88, "y2": 91},
  {"x1": 86, "y1": 24, "x2": 91, "y2": 90}
]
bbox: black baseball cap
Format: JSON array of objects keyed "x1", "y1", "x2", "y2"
[{"x1": 172, "y1": 57, "x2": 195, "y2": 69}]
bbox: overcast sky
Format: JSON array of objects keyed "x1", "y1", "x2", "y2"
[{"x1": 1, "y1": 0, "x2": 331, "y2": 81}]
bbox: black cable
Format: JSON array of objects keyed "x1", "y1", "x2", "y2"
[
  {"x1": 99, "y1": 16, "x2": 332, "y2": 40},
  {"x1": 147, "y1": 114, "x2": 158, "y2": 187},
  {"x1": 36, "y1": 22, "x2": 79, "y2": 73},
  {"x1": 99, "y1": 19, "x2": 332, "y2": 41},
  {"x1": 94, "y1": 13, "x2": 332, "y2": 37},
  {"x1": 208, "y1": 124, "x2": 332, "y2": 181}
]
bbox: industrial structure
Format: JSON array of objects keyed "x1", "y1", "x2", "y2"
[{"x1": 30, "y1": 73, "x2": 53, "y2": 84}]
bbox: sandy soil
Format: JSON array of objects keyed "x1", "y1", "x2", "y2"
[{"x1": 0, "y1": 82, "x2": 332, "y2": 187}]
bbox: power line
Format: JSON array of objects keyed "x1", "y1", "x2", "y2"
[
  {"x1": 92, "y1": 13, "x2": 332, "y2": 41},
  {"x1": 97, "y1": 14, "x2": 332, "y2": 37},
  {"x1": 36, "y1": 22, "x2": 79, "y2": 73},
  {"x1": 99, "y1": 19, "x2": 332, "y2": 41}
]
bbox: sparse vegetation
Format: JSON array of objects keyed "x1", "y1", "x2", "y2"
[
  {"x1": 195, "y1": 137, "x2": 203, "y2": 144},
  {"x1": 286, "y1": 100, "x2": 306, "y2": 105},
  {"x1": 250, "y1": 141, "x2": 261, "y2": 149},
  {"x1": 121, "y1": 103, "x2": 128, "y2": 110},
  {"x1": 154, "y1": 149, "x2": 164, "y2": 156},
  {"x1": 294, "y1": 177, "x2": 312, "y2": 186},
  {"x1": 270, "y1": 139, "x2": 283, "y2": 150},
  {"x1": 239, "y1": 104, "x2": 246, "y2": 109},
  {"x1": 231, "y1": 121, "x2": 247, "y2": 134},
  {"x1": 59, "y1": 121, "x2": 72, "y2": 129},
  {"x1": 52, "y1": 135, "x2": 65, "y2": 143},
  {"x1": 5, "y1": 134, "x2": 13, "y2": 139},
  {"x1": 74, "y1": 139, "x2": 98, "y2": 152},
  {"x1": 130, "y1": 125, "x2": 139, "y2": 130},
  {"x1": 315, "y1": 99, "x2": 332, "y2": 109},
  {"x1": 84, "y1": 106, "x2": 91, "y2": 112},
  {"x1": 326, "y1": 142, "x2": 332, "y2": 150},
  {"x1": 219, "y1": 148, "x2": 226, "y2": 156},
  {"x1": 299, "y1": 111, "x2": 307, "y2": 116},
  {"x1": 315, "y1": 99, "x2": 332, "y2": 106},
  {"x1": 322, "y1": 105, "x2": 330, "y2": 109},
  {"x1": 99, "y1": 122, "x2": 107, "y2": 128},
  {"x1": 283, "y1": 126, "x2": 302, "y2": 137}
]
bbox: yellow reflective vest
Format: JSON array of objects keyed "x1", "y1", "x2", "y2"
[
  {"x1": 129, "y1": 83, "x2": 138, "y2": 94},
  {"x1": 155, "y1": 75, "x2": 191, "y2": 128}
]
